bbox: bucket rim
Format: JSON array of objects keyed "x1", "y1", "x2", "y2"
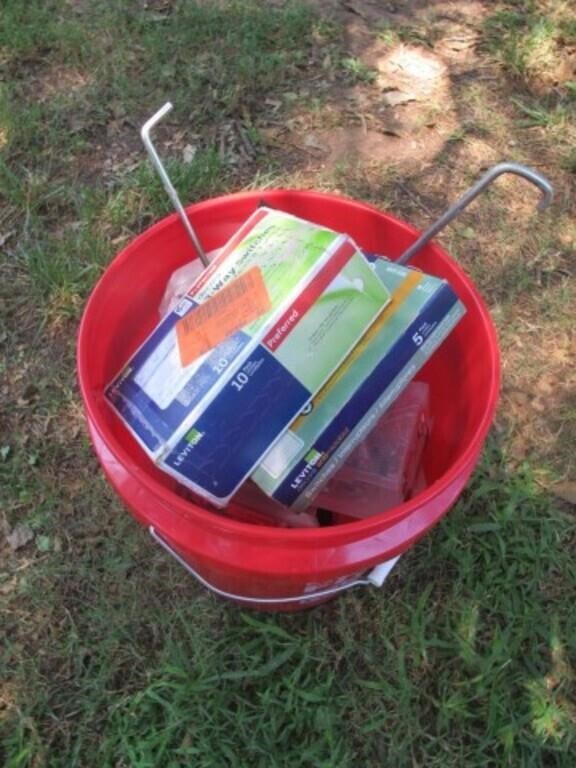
[{"x1": 77, "y1": 188, "x2": 501, "y2": 543}]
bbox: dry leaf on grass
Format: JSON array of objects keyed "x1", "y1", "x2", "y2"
[{"x1": 7, "y1": 524, "x2": 34, "y2": 551}]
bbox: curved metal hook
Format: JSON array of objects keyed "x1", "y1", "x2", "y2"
[
  {"x1": 398, "y1": 162, "x2": 554, "y2": 265},
  {"x1": 141, "y1": 103, "x2": 208, "y2": 266}
]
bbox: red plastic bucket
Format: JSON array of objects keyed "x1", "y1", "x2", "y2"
[{"x1": 77, "y1": 190, "x2": 500, "y2": 610}]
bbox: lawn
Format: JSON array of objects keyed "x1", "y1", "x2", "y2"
[{"x1": 1, "y1": 1, "x2": 575, "y2": 766}]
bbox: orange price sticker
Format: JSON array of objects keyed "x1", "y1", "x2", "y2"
[{"x1": 176, "y1": 266, "x2": 272, "y2": 367}]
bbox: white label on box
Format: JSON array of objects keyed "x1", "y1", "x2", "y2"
[
  {"x1": 134, "y1": 328, "x2": 205, "y2": 409},
  {"x1": 259, "y1": 430, "x2": 304, "y2": 479}
]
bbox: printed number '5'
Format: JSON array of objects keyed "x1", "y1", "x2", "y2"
[{"x1": 412, "y1": 332, "x2": 424, "y2": 346}]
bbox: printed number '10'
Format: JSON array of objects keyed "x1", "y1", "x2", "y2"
[{"x1": 231, "y1": 372, "x2": 249, "y2": 392}]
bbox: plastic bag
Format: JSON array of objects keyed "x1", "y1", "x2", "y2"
[
  {"x1": 158, "y1": 249, "x2": 220, "y2": 316},
  {"x1": 316, "y1": 382, "x2": 430, "y2": 520}
]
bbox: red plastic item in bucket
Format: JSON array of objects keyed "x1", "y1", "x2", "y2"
[
  {"x1": 317, "y1": 381, "x2": 430, "y2": 520},
  {"x1": 77, "y1": 189, "x2": 501, "y2": 610}
]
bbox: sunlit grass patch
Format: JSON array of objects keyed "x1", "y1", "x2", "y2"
[{"x1": 483, "y1": 3, "x2": 576, "y2": 93}]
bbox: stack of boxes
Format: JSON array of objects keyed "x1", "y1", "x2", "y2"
[{"x1": 106, "y1": 207, "x2": 465, "y2": 523}]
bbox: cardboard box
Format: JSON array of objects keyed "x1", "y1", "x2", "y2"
[
  {"x1": 105, "y1": 207, "x2": 391, "y2": 507},
  {"x1": 251, "y1": 256, "x2": 466, "y2": 508}
]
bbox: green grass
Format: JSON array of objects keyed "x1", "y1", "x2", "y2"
[
  {"x1": 1, "y1": 1, "x2": 576, "y2": 766},
  {"x1": 2, "y1": 447, "x2": 575, "y2": 766},
  {"x1": 377, "y1": 21, "x2": 435, "y2": 49},
  {"x1": 340, "y1": 57, "x2": 378, "y2": 84},
  {"x1": 482, "y1": 1, "x2": 576, "y2": 89},
  {"x1": 0, "y1": 0, "x2": 326, "y2": 308},
  {"x1": 511, "y1": 98, "x2": 571, "y2": 128}
]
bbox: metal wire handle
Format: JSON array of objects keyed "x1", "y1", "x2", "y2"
[
  {"x1": 149, "y1": 526, "x2": 400, "y2": 605},
  {"x1": 141, "y1": 102, "x2": 209, "y2": 266},
  {"x1": 398, "y1": 162, "x2": 554, "y2": 264}
]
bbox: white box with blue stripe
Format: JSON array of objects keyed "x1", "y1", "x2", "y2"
[{"x1": 251, "y1": 255, "x2": 466, "y2": 508}]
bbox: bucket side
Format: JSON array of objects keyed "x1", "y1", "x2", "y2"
[{"x1": 78, "y1": 189, "x2": 500, "y2": 608}]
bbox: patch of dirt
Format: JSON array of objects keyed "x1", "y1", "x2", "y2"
[
  {"x1": 304, "y1": 123, "x2": 450, "y2": 170},
  {"x1": 500, "y1": 315, "x2": 576, "y2": 478},
  {"x1": 34, "y1": 65, "x2": 92, "y2": 103},
  {"x1": 274, "y1": 0, "x2": 494, "y2": 179},
  {"x1": 375, "y1": 43, "x2": 449, "y2": 95}
]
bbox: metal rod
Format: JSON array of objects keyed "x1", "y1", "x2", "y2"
[
  {"x1": 141, "y1": 102, "x2": 208, "y2": 266},
  {"x1": 397, "y1": 162, "x2": 554, "y2": 265}
]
